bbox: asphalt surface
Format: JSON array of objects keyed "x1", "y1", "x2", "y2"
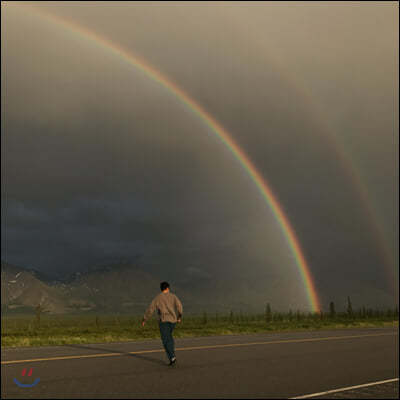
[{"x1": 1, "y1": 327, "x2": 398, "y2": 399}]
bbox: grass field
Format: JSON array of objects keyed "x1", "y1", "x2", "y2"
[{"x1": 2, "y1": 309, "x2": 398, "y2": 347}]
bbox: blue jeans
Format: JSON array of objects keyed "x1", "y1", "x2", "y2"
[{"x1": 159, "y1": 322, "x2": 176, "y2": 361}]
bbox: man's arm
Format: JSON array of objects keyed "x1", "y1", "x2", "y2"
[
  {"x1": 174, "y1": 295, "x2": 183, "y2": 321},
  {"x1": 142, "y1": 297, "x2": 157, "y2": 325}
]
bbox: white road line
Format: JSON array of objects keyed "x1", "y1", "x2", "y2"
[
  {"x1": 2, "y1": 332, "x2": 395, "y2": 365},
  {"x1": 291, "y1": 378, "x2": 399, "y2": 399}
]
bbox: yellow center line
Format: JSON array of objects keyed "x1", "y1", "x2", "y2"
[{"x1": 1, "y1": 332, "x2": 396, "y2": 365}]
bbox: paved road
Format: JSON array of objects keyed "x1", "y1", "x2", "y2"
[{"x1": 1, "y1": 328, "x2": 398, "y2": 399}]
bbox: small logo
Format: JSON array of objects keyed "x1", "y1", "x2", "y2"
[{"x1": 14, "y1": 368, "x2": 40, "y2": 388}]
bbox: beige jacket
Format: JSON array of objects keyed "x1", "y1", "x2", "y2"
[{"x1": 143, "y1": 292, "x2": 183, "y2": 323}]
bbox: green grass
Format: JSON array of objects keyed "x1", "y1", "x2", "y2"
[{"x1": 2, "y1": 311, "x2": 398, "y2": 347}]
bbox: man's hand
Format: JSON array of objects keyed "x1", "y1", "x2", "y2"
[
  {"x1": 141, "y1": 320, "x2": 146, "y2": 327},
  {"x1": 177, "y1": 318, "x2": 181, "y2": 323}
]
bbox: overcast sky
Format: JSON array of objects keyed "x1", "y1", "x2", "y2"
[{"x1": 2, "y1": 2, "x2": 398, "y2": 310}]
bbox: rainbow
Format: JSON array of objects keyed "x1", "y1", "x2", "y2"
[{"x1": 14, "y1": 4, "x2": 321, "y2": 311}]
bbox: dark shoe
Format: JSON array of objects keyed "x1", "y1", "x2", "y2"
[{"x1": 168, "y1": 357, "x2": 177, "y2": 366}]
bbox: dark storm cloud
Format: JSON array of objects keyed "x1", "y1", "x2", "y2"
[
  {"x1": 2, "y1": 197, "x2": 185, "y2": 278},
  {"x1": 2, "y1": 2, "x2": 398, "y2": 309}
]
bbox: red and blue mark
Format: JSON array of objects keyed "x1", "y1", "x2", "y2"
[{"x1": 14, "y1": 368, "x2": 40, "y2": 388}]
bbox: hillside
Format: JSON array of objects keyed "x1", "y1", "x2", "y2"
[
  {"x1": 57, "y1": 263, "x2": 188, "y2": 313},
  {"x1": 1, "y1": 262, "x2": 70, "y2": 313},
  {"x1": 1, "y1": 261, "x2": 300, "y2": 314},
  {"x1": 1, "y1": 262, "x2": 198, "y2": 314}
]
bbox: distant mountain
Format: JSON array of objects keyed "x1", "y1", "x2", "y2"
[
  {"x1": 1, "y1": 261, "x2": 198, "y2": 314},
  {"x1": 1, "y1": 262, "x2": 70, "y2": 314},
  {"x1": 1, "y1": 261, "x2": 303, "y2": 314},
  {"x1": 2, "y1": 260, "x2": 397, "y2": 314},
  {"x1": 57, "y1": 263, "x2": 172, "y2": 313}
]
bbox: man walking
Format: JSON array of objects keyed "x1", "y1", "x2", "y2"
[{"x1": 142, "y1": 281, "x2": 183, "y2": 366}]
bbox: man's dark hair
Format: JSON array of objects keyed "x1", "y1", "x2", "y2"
[{"x1": 160, "y1": 281, "x2": 170, "y2": 291}]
